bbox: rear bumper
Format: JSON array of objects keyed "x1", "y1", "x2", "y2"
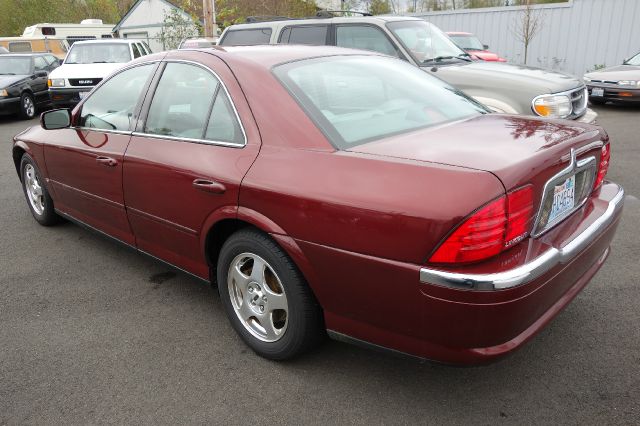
[
  {"x1": 49, "y1": 87, "x2": 91, "y2": 107},
  {"x1": 303, "y1": 182, "x2": 624, "y2": 365},
  {"x1": 420, "y1": 185, "x2": 624, "y2": 290}
]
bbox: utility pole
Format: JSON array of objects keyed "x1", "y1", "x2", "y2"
[{"x1": 203, "y1": 0, "x2": 217, "y2": 37}]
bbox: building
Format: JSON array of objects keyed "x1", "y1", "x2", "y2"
[
  {"x1": 113, "y1": 0, "x2": 198, "y2": 52},
  {"x1": 411, "y1": 0, "x2": 640, "y2": 77}
]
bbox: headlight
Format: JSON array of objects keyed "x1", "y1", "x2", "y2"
[
  {"x1": 532, "y1": 94, "x2": 572, "y2": 118},
  {"x1": 0, "y1": 89, "x2": 8, "y2": 97},
  {"x1": 618, "y1": 80, "x2": 640, "y2": 87},
  {"x1": 48, "y1": 78, "x2": 65, "y2": 88}
]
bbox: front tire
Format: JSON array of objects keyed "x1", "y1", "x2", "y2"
[
  {"x1": 217, "y1": 228, "x2": 324, "y2": 360},
  {"x1": 19, "y1": 93, "x2": 36, "y2": 119},
  {"x1": 20, "y1": 154, "x2": 61, "y2": 226}
]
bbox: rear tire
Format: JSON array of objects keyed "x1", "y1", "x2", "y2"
[
  {"x1": 19, "y1": 93, "x2": 36, "y2": 119},
  {"x1": 20, "y1": 154, "x2": 61, "y2": 226},
  {"x1": 217, "y1": 228, "x2": 324, "y2": 360}
]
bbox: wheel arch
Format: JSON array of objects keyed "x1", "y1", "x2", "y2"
[
  {"x1": 201, "y1": 207, "x2": 321, "y2": 305},
  {"x1": 12, "y1": 141, "x2": 31, "y2": 179}
]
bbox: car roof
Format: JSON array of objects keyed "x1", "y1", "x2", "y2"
[
  {"x1": 195, "y1": 44, "x2": 384, "y2": 69},
  {"x1": 72, "y1": 39, "x2": 136, "y2": 45},
  {"x1": 224, "y1": 15, "x2": 423, "y2": 31},
  {"x1": 446, "y1": 32, "x2": 472, "y2": 36},
  {"x1": 0, "y1": 53, "x2": 47, "y2": 57}
]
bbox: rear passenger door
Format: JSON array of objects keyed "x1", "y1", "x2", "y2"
[{"x1": 123, "y1": 54, "x2": 261, "y2": 279}]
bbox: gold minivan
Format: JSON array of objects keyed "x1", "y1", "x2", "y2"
[{"x1": 0, "y1": 37, "x2": 69, "y2": 59}]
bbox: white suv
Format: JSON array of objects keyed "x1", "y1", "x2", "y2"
[{"x1": 48, "y1": 39, "x2": 151, "y2": 107}]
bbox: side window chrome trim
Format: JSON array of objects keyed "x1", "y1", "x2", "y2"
[
  {"x1": 131, "y1": 131, "x2": 245, "y2": 148},
  {"x1": 71, "y1": 127, "x2": 133, "y2": 136},
  {"x1": 137, "y1": 58, "x2": 248, "y2": 148}
]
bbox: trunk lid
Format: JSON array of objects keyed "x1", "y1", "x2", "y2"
[{"x1": 348, "y1": 114, "x2": 604, "y2": 191}]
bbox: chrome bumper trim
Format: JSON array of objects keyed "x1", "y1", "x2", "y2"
[{"x1": 419, "y1": 185, "x2": 624, "y2": 291}]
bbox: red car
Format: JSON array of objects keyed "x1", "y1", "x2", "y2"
[
  {"x1": 13, "y1": 46, "x2": 623, "y2": 365},
  {"x1": 447, "y1": 32, "x2": 507, "y2": 62}
]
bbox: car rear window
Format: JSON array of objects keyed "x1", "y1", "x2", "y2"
[
  {"x1": 221, "y1": 28, "x2": 272, "y2": 46},
  {"x1": 273, "y1": 56, "x2": 487, "y2": 149}
]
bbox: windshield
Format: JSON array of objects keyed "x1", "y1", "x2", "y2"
[
  {"x1": 274, "y1": 56, "x2": 487, "y2": 149},
  {"x1": 626, "y1": 52, "x2": 640, "y2": 65},
  {"x1": 65, "y1": 43, "x2": 132, "y2": 64},
  {"x1": 387, "y1": 20, "x2": 466, "y2": 65},
  {"x1": 448, "y1": 34, "x2": 484, "y2": 51},
  {"x1": 0, "y1": 57, "x2": 31, "y2": 75}
]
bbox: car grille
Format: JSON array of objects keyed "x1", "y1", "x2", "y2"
[
  {"x1": 570, "y1": 86, "x2": 588, "y2": 117},
  {"x1": 589, "y1": 79, "x2": 618, "y2": 84},
  {"x1": 68, "y1": 78, "x2": 102, "y2": 87}
]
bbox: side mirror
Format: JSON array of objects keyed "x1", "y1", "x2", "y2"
[
  {"x1": 35, "y1": 70, "x2": 48, "y2": 77},
  {"x1": 483, "y1": 44, "x2": 489, "y2": 50},
  {"x1": 41, "y1": 109, "x2": 71, "y2": 130}
]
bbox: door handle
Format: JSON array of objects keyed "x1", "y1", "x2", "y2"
[
  {"x1": 192, "y1": 179, "x2": 226, "y2": 194},
  {"x1": 96, "y1": 156, "x2": 117, "y2": 167}
]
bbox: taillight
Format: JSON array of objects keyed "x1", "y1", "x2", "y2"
[
  {"x1": 593, "y1": 143, "x2": 610, "y2": 191},
  {"x1": 429, "y1": 186, "x2": 534, "y2": 264}
]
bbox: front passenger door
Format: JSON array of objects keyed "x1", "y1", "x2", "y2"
[{"x1": 44, "y1": 63, "x2": 157, "y2": 244}]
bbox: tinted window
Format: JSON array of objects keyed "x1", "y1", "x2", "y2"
[
  {"x1": 33, "y1": 56, "x2": 48, "y2": 71},
  {"x1": 44, "y1": 55, "x2": 58, "y2": 65},
  {"x1": 8, "y1": 41, "x2": 32, "y2": 52},
  {"x1": 131, "y1": 43, "x2": 141, "y2": 58},
  {"x1": 274, "y1": 56, "x2": 487, "y2": 148},
  {"x1": 280, "y1": 26, "x2": 328, "y2": 45},
  {"x1": 221, "y1": 28, "x2": 272, "y2": 46},
  {"x1": 145, "y1": 63, "x2": 219, "y2": 140},
  {"x1": 80, "y1": 64, "x2": 155, "y2": 131},
  {"x1": 136, "y1": 43, "x2": 147, "y2": 55},
  {"x1": 336, "y1": 26, "x2": 398, "y2": 57},
  {"x1": 205, "y1": 90, "x2": 243, "y2": 144}
]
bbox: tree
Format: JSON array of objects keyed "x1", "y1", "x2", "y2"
[
  {"x1": 511, "y1": 0, "x2": 543, "y2": 64},
  {"x1": 368, "y1": 0, "x2": 391, "y2": 15},
  {"x1": 159, "y1": 8, "x2": 198, "y2": 50}
]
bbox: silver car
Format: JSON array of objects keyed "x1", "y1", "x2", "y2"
[{"x1": 220, "y1": 15, "x2": 596, "y2": 123}]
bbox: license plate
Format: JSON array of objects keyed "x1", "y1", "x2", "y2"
[
  {"x1": 549, "y1": 175, "x2": 576, "y2": 223},
  {"x1": 591, "y1": 88, "x2": 604, "y2": 97},
  {"x1": 78, "y1": 91, "x2": 88, "y2": 99}
]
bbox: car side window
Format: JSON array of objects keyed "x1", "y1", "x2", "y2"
[
  {"x1": 33, "y1": 56, "x2": 48, "y2": 71},
  {"x1": 336, "y1": 25, "x2": 399, "y2": 58},
  {"x1": 136, "y1": 43, "x2": 147, "y2": 55},
  {"x1": 131, "y1": 43, "x2": 141, "y2": 58},
  {"x1": 221, "y1": 28, "x2": 272, "y2": 46},
  {"x1": 144, "y1": 63, "x2": 219, "y2": 140},
  {"x1": 80, "y1": 64, "x2": 155, "y2": 131},
  {"x1": 205, "y1": 89, "x2": 243, "y2": 144},
  {"x1": 279, "y1": 26, "x2": 328, "y2": 45}
]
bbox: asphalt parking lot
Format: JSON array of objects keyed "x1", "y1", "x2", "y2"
[{"x1": 1, "y1": 105, "x2": 638, "y2": 424}]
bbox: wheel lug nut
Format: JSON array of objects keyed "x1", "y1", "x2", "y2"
[
  {"x1": 259, "y1": 305, "x2": 265, "y2": 312},
  {"x1": 248, "y1": 286, "x2": 253, "y2": 292},
  {"x1": 262, "y1": 296, "x2": 267, "y2": 302}
]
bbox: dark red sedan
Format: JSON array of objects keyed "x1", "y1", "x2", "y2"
[{"x1": 12, "y1": 46, "x2": 624, "y2": 365}]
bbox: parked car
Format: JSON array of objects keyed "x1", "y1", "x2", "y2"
[
  {"x1": 0, "y1": 53, "x2": 60, "y2": 119},
  {"x1": 219, "y1": 16, "x2": 596, "y2": 123},
  {"x1": 446, "y1": 31, "x2": 507, "y2": 62},
  {"x1": 13, "y1": 46, "x2": 623, "y2": 364},
  {"x1": 47, "y1": 39, "x2": 151, "y2": 107},
  {"x1": 584, "y1": 51, "x2": 640, "y2": 104},
  {"x1": 179, "y1": 37, "x2": 219, "y2": 49},
  {"x1": 0, "y1": 37, "x2": 70, "y2": 60}
]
